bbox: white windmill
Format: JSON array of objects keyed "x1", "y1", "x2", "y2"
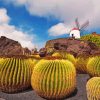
[{"x1": 69, "y1": 18, "x2": 89, "y2": 39}]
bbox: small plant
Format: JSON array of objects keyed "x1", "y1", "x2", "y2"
[
  {"x1": 31, "y1": 58, "x2": 76, "y2": 99},
  {"x1": 86, "y1": 77, "x2": 100, "y2": 100},
  {"x1": 87, "y1": 56, "x2": 100, "y2": 77}
]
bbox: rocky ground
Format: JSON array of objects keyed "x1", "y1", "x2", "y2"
[{"x1": 0, "y1": 74, "x2": 89, "y2": 100}]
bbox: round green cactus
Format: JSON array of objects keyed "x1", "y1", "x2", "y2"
[
  {"x1": 52, "y1": 51, "x2": 62, "y2": 57},
  {"x1": 86, "y1": 77, "x2": 100, "y2": 100},
  {"x1": 0, "y1": 58, "x2": 32, "y2": 93},
  {"x1": 75, "y1": 57, "x2": 90, "y2": 73},
  {"x1": 31, "y1": 59, "x2": 76, "y2": 99},
  {"x1": 87, "y1": 56, "x2": 100, "y2": 77},
  {"x1": 52, "y1": 51, "x2": 76, "y2": 65}
]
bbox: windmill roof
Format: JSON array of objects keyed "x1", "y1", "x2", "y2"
[{"x1": 72, "y1": 28, "x2": 79, "y2": 30}]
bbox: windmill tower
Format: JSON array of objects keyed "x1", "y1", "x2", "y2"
[{"x1": 70, "y1": 18, "x2": 89, "y2": 39}]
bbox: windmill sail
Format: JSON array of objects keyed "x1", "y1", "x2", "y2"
[
  {"x1": 75, "y1": 18, "x2": 80, "y2": 29},
  {"x1": 80, "y1": 21, "x2": 89, "y2": 30}
]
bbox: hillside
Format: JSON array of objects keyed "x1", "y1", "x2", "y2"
[{"x1": 45, "y1": 37, "x2": 100, "y2": 57}]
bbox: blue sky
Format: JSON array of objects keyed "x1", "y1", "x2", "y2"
[{"x1": 0, "y1": 0, "x2": 100, "y2": 49}]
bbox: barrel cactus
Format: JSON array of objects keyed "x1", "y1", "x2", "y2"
[
  {"x1": 75, "y1": 57, "x2": 90, "y2": 73},
  {"x1": 31, "y1": 59, "x2": 76, "y2": 99},
  {"x1": 52, "y1": 51, "x2": 62, "y2": 57},
  {"x1": 87, "y1": 56, "x2": 100, "y2": 77},
  {"x1": 30, "y1": 54, "x2": 40, "y2": 58},
  {"x1": 52, "y1": 51, "x2": 76, "y2": 65},
  {"x1": 0, "y1": 57, "x2": 32, "y2": 93},
  {"x1": 86, "y1": 77, "x2": 100, "y2": 100}
]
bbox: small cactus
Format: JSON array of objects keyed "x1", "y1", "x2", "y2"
[
  {"x1": 75, "y1": 57, "x2": 90, "y2": 73},
  {"x1": 31, "y1": 59, "x2": 76, "y2": 99},
  {"x1": 86, "y1": 77, "x2": 100, "y2": 100},
  {"x1": 0, "y1": 57, "x2": 32, "y2": 93},
  {"x1": 87, "y1": 56, "x2": 100, "y2": 77},
  {"x1": 52, "y1": 51, "x2": 76, "y2": 65}
]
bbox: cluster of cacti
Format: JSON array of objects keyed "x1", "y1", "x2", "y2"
[
  {"x1": 86, "y1": 77, "x2": 100, "y2": 100},
  {"x1": 0, "y1": 58, "x2": 32, "y2": 93},
  {"x1": 31, "y1": 59, "x2": 76, "y2": 99},
  {"x1": 75, "y1": 57, "x2": 90, "y2": 73},
  {"x1": 87, "y1": 56, "x2": 100, "y2": 77},
  {"x1": 52, "y1": 51, "x2": 76, "y2": 65}
]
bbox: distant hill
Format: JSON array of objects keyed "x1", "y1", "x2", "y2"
[
  {"x1": 81, "y1": 32, "x2": 100, "y2": 48},
  {"x1": 0, "y1": 36, "x2": 31, "y2": 56}
]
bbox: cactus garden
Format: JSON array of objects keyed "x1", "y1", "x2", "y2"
[
  {"x1": 0, "y1": 1, "x2": 100, "y2": 100},
  {"x1": 0, "y1": 51, "x2": 100, "y2": 100}
]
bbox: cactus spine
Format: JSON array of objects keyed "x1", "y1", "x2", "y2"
[
  {"x1": 31, "y1": 59, "x2": 76, "y2": 99},
  {"x1": 87, "y1": 56, "x2": 100, "y2": 77},
  {"x1": 0, "y1": 58, "x2": 32, "y2": 93},
  {"x1": 86, "y1": 77, "x2": 100, "y2": 100}
]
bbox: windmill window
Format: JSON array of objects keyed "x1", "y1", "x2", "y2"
[{"x1": 72, "y1": 34, "x2": 74, "y2": 37}]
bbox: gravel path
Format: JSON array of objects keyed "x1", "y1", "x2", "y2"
[{"x1": 0, "y1": 74, "x2": 89, "y2": 100}]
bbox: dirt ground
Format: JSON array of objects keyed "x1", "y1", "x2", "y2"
[{"x1": 0, "y1": 74, "x2": 89, "y2": 100}]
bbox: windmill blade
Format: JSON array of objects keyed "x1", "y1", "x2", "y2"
[
  {"x1": 80, "y1": 20, "x2": 89, "y2": 30},
  {"x1": 75, "y1": 18, "x2": 80, "y2": 29},
  {"x1": 80, "y1": 29, "x2": 85, "y2": 36}
]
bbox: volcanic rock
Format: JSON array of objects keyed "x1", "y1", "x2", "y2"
[
  {"x1": 45, "y1": 38, "x2": 100, "y2": 57},
  {"x1": 0, "y1": 36, "x2": 31, "y2": 56}
]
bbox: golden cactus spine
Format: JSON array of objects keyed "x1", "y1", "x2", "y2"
[
  {"x1": 31, "y1": 59, "x2": 76, "y2": 99},
  {"x1": 0, "y1": 58, "x2": 32, "y2": 93},
  {"x1": 87, "y1": 56, "x2": 100, "y2": 77},
  {"x1": 86, "y1": 77, "x2": 100, "y2": 100},
  {"x1": 75, "y1": 57, "x2": 90, "y2": 73}
]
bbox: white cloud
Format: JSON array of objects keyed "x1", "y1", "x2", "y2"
[
  {"x1": 0, "y1": 8, "x2": 35, "y2": 50},
  {"x1": 3, "y1": 0, "x2": 98, "y2": 23},
  {"x1": 49, "y1": 23, "x2": 71, "y2": 36},
  {"x1": 4, "y1": 0, "x2": 100, "y2": 36},
  {"x1": 0, "y1": 8, "x2": 10, "y2": 24}
]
